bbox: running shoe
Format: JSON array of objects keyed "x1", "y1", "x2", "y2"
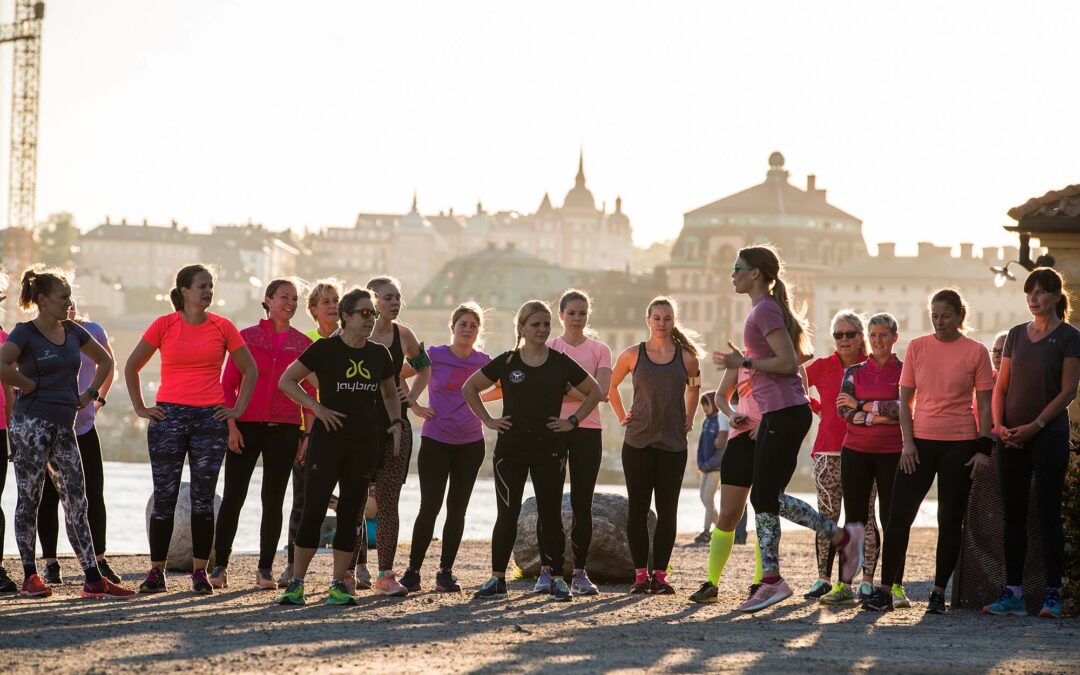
[
  {"x1": 1040, "y1": 588, "x2": 1062, "y2": 619},
  {"x1": 435, "y1": 568, "x2": 461, "y2": 593},
  {"x1": 862, "y1": 587, "x2": 893, "y2": 612},
  {"x1": 277, "y1": 578, "x2": 305, "y2": 605},
  {"x1": 820, "y1": 582, "x2": 856, "y2": 606},
  {"x1": 838, "y1": 523, "x2": 865, "y2": 586},
  {"x1": 400, "y1": 567, "x2": 422, "y2": 593},
  {"x1": 629, "y1": 570, "x2": 650, "y2": 595},
  {"x1": 926, "y1": 590, "x2": 947, "y2": 614},
  {"x1": 0, "y1": 567, "x2": 18, "y2": 593},
  {"x1": 737, "y1": 579, "x2": 792, "y2": 612},
  {"x1": 83, "y1": 578, "x2": 135, "y2": 599},
  {"x1": 42, "y1": 561, "x2": 63, "y2": 585},
  {"x1": 551, "y1": 577, "x2": 572, "y2": 602},
  {"x1": 743, "y1": 583, "x2": 761, "y2": 603},
  {"x1": 355, "y1": 566, "x2": 373, "y2": 590},
  {"x1": 255, "y1": 568, "x2": 277, "y2": 590},
  {"x1": 857, "y1": 581, "x2": 874, "y2": 603},
  {"x1": 650, "y1": 573, "x2": 675, "y2": 595},
  {"x1": 891, "y1": 583, "x2": 911, "y2": 608},
  {"x1": 803, "y1": 579, "x2": 831, "y2": 600},
  {"x1": 19, "y1": 574, "x2": 52, "y2": 598},
  {"x1": 192, "y1": 569, "x2": 214, "y2": 595},
  {"x1": 373, "y1": 571, "x2": 408, "y2": 597},
  {"x1": 475, "y1": 576, "x2": 508, "y2": 599},
  {"x1": 984, "y1": 587, "x2": 1027, "y2": 616},
  {"x1": 208, "y1": 565, "x2": 228, "y2": 589},
  {"x1": 689, "y1": 581, "x2": 719, "y2": 604},
  {"x1": 533, "y1": 568, "x2": 554, "y2": 594},
  {"x1": 693, "y1": 530, "x2": 711, "y2": 545},
  {"x1": 138, "y1": 568, "x2": 167, "y2": 594},
  {"x1": 97, "y1": 559, "x2": 122, "y2": 585},
  {"x1": 571, "y1": 571, "x2": 599, "y2": 597},
  {"x1": 277, "y1": 565, "x2": 293, "y2": 589},
  {"x1": 327, "y1": 579, "x2": 358, "y2": 606}
]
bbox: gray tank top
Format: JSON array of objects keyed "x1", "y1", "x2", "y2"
[{"x1": 624, "y1": 342, "x2": 688, "y2": 452}]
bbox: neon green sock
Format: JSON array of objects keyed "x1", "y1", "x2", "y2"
[
  {"x1": 753, "y1": 536, "x2": 763, "y2": 585},
  {"x1": 707, "y1": 529, "x2": 735, "y2": 585}
]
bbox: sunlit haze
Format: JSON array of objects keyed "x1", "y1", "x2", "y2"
[{"x1": 4, "y1": 0, "x2": 1078, "y2": 251}]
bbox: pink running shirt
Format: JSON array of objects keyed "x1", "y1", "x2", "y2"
[
  {"x1": 143, "y1": 312, "x2": 246, "y2": 407},
  {"x1": 548, "y1": 335, "x2": 612, "y2": 429}
]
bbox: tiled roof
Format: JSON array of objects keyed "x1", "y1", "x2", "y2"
[{"x1": 1008, "y1": 184, "x2": 1080, "y2": 221}]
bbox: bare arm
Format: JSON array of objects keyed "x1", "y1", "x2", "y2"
[
  {"x1": 462, "y1": 369, "x2": 510, "y2": 431},
  {"x1": 714, "y1": 367, "x2": 738, "y2": 419},
  {"x1": 380, "y1": 375, "x2": 404, "y2": 455},
  {"x1": 992, "y1": 357, "x2": 1010, "y2": 432},
  {"x1": 608, "y1": 347, "x2": 636, "y2": 424},
  {"x1": 96, "y1": 333, "x2": 116, "y2": 400},
  {"x1": 279, "y1": 359, "x2": 346, "y2": 432},
  {"x1": 399, "y1": 326, "x2": 432, "y2": 404},
  {"x1": 898, "y1": 385, "x2": 918, "y2": 473},
  {"x1": 77, "y1": 336, "x2": 113, "y2": 409},
  {"x1": 683, "y1": 352, "x2": 702, "y2": 433},
  {"x1": 221, "y1": 346, "x2": 258, "y2": 420},
  {"x1": 0, "y1": 342, "x2": 36, "y2": 392},
  {"x1": 715, "y1": 329, "x2": 799, "y2": 376},
  {"x1": 124, "y1": 339, "x2": 165, "y2": 420}
]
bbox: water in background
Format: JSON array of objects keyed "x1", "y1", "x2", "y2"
[{"x1": 2, "y1": 461, "x2": 939, "y2": 556}]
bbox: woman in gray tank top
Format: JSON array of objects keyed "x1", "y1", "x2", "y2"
[{"x1": 609, "y1": 296, "x2": 703, "y2": 595}]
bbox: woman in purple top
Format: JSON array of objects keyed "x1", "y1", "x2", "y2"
[
  {"x1": 37, "y1": 302, "x2": 119, "y2": 585},
  {"x1": 400, "y1": 302, "x2": 492, "y2": 593},
  {"x1": 716, "y1": 245, "x2": 863, "y2": 612}
]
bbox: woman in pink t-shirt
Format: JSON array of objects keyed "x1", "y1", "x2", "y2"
[
  {"x1": 124, "y1": 264, "x2": 258, "y2": 595},
  {"x1": 534, "y1": 289, "x2": 612, "y2": 597},
  {"x1": 863, "y1": 289, "x2": 994, "y2": 614},
  {"x1": 715, "y1": 244, "x2": 863, "y2": 612}
]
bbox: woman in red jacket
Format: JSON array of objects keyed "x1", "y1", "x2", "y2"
[{"x1": 210, "y1": 278, "x2": 315, "y2": 590}]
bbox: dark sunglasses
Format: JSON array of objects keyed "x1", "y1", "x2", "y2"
[
  {"x1": 347, "y1": 308, "x2": 380, "y2": 319},
  {"x1": 832, "y1": 331, "x2": 859, "y2": 340},
  {"x1": 732, "y1": 264, "x2": 755, "y2": 274}
]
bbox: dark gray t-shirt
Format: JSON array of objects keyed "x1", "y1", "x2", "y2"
[
  {"x1": 7, "y1": 320, "x2": 92, "y2": 426},
  {"x1": 1002, "y1": 321, "x2": 1080, "y2": 428}
]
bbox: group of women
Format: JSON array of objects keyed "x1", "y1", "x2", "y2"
[{"x1": 0, "y1": 244, "x2": 1074, "y2": 617}]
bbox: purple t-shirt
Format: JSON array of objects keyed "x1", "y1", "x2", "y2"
[
  {"x1": 74, "y1": 321, "x2": 108, "y2": 436},
  {"x1": 743, "y1": 295, "x2": 808, "y2": 415},
  {"x1": 421, "y1": 345, "x2": 491, "y2": 444}
]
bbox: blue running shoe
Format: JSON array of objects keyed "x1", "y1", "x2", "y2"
[
  {"x1": 1039, "y1": 588, "x2": 1062, "y2": 619},
  {"x1": 533, "y1": 568, "x2": 553, "y2": 594},
  {"x1": 983, "y1": 587, "x2": 1027, "y2": 617},
  {"x1": 475, "y1": 576, "x2": 508, "y2": 599}
]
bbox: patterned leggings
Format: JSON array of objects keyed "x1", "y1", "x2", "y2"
[
  {"x1": 146, "y1": 403, "x2": 228, "y2": 562},
  {"x1": 352, "y1": 418, "x2": 414, "y2": 572},
  {"x1": 812, "y1": 454, "x2": 880, "y2": 580},
  {"x1": 10, "y1": 414, "x2": 98, "y2": 573}
]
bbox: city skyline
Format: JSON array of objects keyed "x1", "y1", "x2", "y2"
[{"x1": 0, "y1": 1, "x2": 1075, "y2": 251}]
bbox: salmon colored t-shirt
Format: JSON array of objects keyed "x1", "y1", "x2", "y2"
[
  {"x1": 549, "y1": 335, "x2": 612, "y2": 429},
  {"x1": 899, "y1": 334, "x2": 994, "y2": 441},
  {"x1": 143, "y1": 312, "x2": 246, "y2": 407}
]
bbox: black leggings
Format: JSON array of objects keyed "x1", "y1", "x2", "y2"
[
  {"x1": 39, "y1": 427, "x2": 106, "y2": 559},
  {"x1": 623, "y1": 443, "x2": 687, "y2": 572},
  {"x1": 408, "y1": 437, "x2": 485, "y2": 571},
  {"x1": 491, "y1": 454, "x2": 566, "y2": 574},
  {"x1": 880, "y1": 437, "x2": 976, "y2": 588},
  {"x1": 294, "y1": 425, "x2": 380, "y2": 553},
  {"x1": 213, "y1": 422, "x2": 300, "y2": 569},
  {"x1": 840, "y1": 447, "x2": 899, "y2": 583},
  {"x1": 538, "y1": 428, "x2": 602, "y2": 570},
  {"x1": 999, "y1": 422, "x2": 1070, "y2": 588}
]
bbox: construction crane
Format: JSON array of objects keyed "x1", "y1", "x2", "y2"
[{"x1": 0, "y1": 0, "x2": 44, "y2": 279}]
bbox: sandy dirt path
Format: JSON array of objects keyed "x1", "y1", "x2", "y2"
[{"x1": 1, "y1": 529, "x2": 1077, "y2": 674}]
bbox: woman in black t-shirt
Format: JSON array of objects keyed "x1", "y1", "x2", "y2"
[
  {"x1": 276, "y1": 288, "x2": 403, "y2": 606},
  {"x1": 462, "y1": 300, "x2": 603, "y2": 601},
  {"x1": 986, "y1": 268, "x2": 1080, "y2": 619}
]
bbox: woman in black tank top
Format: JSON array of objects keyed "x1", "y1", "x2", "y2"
[{"x1": 357, "y1": 276, "x2": 433, "y2": 597}]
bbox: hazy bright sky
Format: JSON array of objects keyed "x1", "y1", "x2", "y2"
[{"x1": 3, "y1": 1, "x2": 1078, "y2": 251}]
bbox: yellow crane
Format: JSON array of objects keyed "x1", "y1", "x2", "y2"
[{"x1": 0, "y1": 0, "x2": 44, "y2": 279}]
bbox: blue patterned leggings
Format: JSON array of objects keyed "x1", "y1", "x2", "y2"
[
  {"x1": 10, "y1": 414, "x2": 98, "y2": 573},
  {"x1": 147, "y1": 403, "x2": 228, "y2": 562}
]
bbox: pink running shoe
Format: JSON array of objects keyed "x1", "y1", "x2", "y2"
[
  {"x1": 737, "y1": 579, "x2": 793, "y2": 612},
  {"x1": 839, "y1": 523, "x2": 866, "y2": 585},
  {"x1": 372, "y1": 572, "x2": 408, "y2": 597}
]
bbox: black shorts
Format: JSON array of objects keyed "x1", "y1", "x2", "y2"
[{"x1": 720, "y1": 432, "x2": 755, "y2": 488}]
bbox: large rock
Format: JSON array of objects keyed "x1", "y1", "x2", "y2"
[
  {"x1": 144, "y1": 482, "x2": 222, "y2": 572},
  {"x1": 513, "y1": 492, "x2": 655, "y2": 582}
]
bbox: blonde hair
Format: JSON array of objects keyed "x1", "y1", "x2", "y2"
[
  {"x1": 646, "y1": 296, "x2": 705, "y2": 357},
  {"x1": 738, "y1": 244, "x2": 813, "y2": 356},
  {"x1": 307, "y1": 277, "x2": 344, "y2": 320},
  {"x1": 558, "y1": 288, "x2": 599, "y2": 339},
  {"x1": 506, "y1": 300, "x2": 552, "y2": 362},
  {"x1": 830, "y1": 309, "x2": 868, "y2": 355}
]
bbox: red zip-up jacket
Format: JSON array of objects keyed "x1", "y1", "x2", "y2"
[{"x1": 222, "y1": 319, "x2": 315, "y2": 424}]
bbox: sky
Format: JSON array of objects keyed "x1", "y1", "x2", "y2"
[{"x1": 1, "y1": 0, "x2": 1077, "y2": 252}]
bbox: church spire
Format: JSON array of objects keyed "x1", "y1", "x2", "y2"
[{"x1": 575, "y1": 147, "x2": 586, "y2": 187}]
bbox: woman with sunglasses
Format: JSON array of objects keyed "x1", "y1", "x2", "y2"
[
  {"x1": 805, "y1": 311, "x2": 882, "y2": 605},
  {"x1": 863, "y1": 288, "x2": 993, "y2": 614},
  {"x1": 353, "y1": 276, "x2": 433, "y2": 597},
  {"x1": 609, "y1": 296, "x2": 703, "y2": 595},
  {"x1": 463, "y1": 300, "x2": 603, "y2": 601},
  {"x1": 276, "y1": 288, "x2": 402, "y2": 606},
  {"x1": 716, "y1": 246, "x2": 863, "y2": 613}
]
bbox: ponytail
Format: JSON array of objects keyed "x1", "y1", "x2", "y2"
[
  {"x1": 508, "y1": 300, "x2": 551, "y2": 363},
  {"x1": 171, "y1": 263, "x2": 214, "y2": 312},
  {"x1": 18, "y1": 264, "x2": 68, "y2": 311},
  {"x1": 1023, "y1": 267, "x2": 1071, "y2": 323},
  {"x1": 646, "y1": 296, "x2": 705, "y2": 357},
  {"x1": 771, "y1": 278, "x2": 814, "y2": 356}
]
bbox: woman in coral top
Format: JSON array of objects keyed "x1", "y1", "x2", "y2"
[
  {"x1": 124, "y1": 264, "x2": 258, "y2": 595},
  {"x1": 209, "y1": 278, "x2": 316, "y2": 591}
]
